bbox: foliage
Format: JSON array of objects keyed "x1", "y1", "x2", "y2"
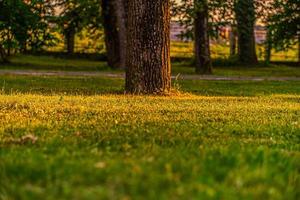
[
  {"x1": 0, "y1": 0, "x2": 57, "y2": 55},
  {"x1": 172, "y1": 0, "x2": 236, "y2": 40},
  {"x1": 54, "y1": 0, "x2": 102, "y2": 42},
  {"x1": 172, "y1": 0, "x2": 276, "y2": 40},
  {"x1": 267, "y1": 0, "x2": 300, "y2": 51}
]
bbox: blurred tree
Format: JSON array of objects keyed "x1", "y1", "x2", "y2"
[
  {"x1": 56, "y1": 0, "x2": 102, "y2": 54},
  {"x1": 25, "y1": 0, "x2": 56, "y2": 52},
  {"x1": 234, "y1": 0, "x2": 258, "y2": 65},
  {"x1": 0, "y1": 0, "x2": 56, "y2": 59},
  {"x1": 101, "y1": 0, "x2": 127, "y2": 69},
  {"x1": 267, "y1": 0, "x2": 300, "y2": 63},
  {"x1": 126, "y1": 0, "x2": 171, "y2": 94},
  {"x1": 171, "y1": 0, "x2": 237, "y2": 73},
  {"x1": 194, "y1": 0, "x2": 212, "y2": 74}
]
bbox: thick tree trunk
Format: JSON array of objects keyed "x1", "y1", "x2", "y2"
[
  {"x1": 230, "y1": 25, "x2": 237, "y2": 56},
  {"x1": 194, "y1": 0, "x2": 212, "y2": 74},
  {"x1": 102, "y1": 0, "x2": 127, "y2": 69},
  {"x1": 65, "y1": 28, "x2": 75, "y2": 54},
  {"x1": 125, "y1": 0, "x2": 171, "y2": 94},
  {"x1": 235, "y1": 0, "x2": 258, "y2": 65}
]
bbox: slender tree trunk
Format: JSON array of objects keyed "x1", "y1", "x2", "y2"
[
  {"x1": 230, "y1": 25, "x2": 237, "y2": 56},
  {"x1": 265, "y1": 29, "x2": 272, "y2": 64},
  {"x1": 0, "y1": 45, "x2": 8, "y2": 63},
  {"x1": 20, "y1": 40, "x2": 27, "y2": 53},
  {"x1": 102, "y1": 0, "x2": 127, "y2": 69},
  {"x1": 7, "y1": 29, "x2": 11, "y2": 56},
  {"x1": 115, "y1": 0, "x2": 127, "y2": 68},
  {"x1": 298, "y1": 34, "x2": 300, "y2": 64},
  {"x1": 126, "y1": 0, "x2": 171, "y2": 94},
  {"x1": 194, "y1": 0, "x2": 212, "y2": 74},
  {"x1": 235, "y1": 0, "x2": 258, "y2": 65},
  {"x1": 65, "y1": 28, "x2": 75, "y2": 54}
]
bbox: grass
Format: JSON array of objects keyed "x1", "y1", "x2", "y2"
[
  {"x1": 1, "y1": 55, "x2": 300, "y2": 78},
  {"x1": 172, "y1": 61, "x2": 300, "y2": 77},
  {"x1": 1, "y1": 75, "x2": 300, "y2": 96},
  {"x1": 0, "y1": 74, "x2": 300, "y2": 199},
  {"x1": 171, "y1": 42, "x2": 299, "y2": 62},
  {"x1": 0, "y1": 54, "x2": 299, "y2": 199},
  {"x1": 1, "y1": 55, "x2": 112, "y2": 72}
]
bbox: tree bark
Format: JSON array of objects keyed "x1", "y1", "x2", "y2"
[
  {"x1": 125, "y1": 0, "x2": 171, "y2": 94},
  {"x1": 194, "y1": 0, "x2": 212, "y2": 74},
  {"x1": 102, "y1": 0, "x2": 127, "y2": 69},
  {"x1": 235, "y1": 0, "x2": 258, "y2": 65}
]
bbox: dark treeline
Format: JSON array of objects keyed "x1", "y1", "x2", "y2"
[{"x1": 0, "y1": 0, "x2": 299, "y2": 93}]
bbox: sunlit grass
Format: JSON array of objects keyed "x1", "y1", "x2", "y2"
[
  {"x1": 0, "y1": 91, "x2": 299, "y2": 199},
  {"x1": 0, "y1": 53, "x2": 299, "y2": 199}
]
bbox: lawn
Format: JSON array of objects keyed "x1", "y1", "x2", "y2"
[
  {"x1": 1, "y1": 55, "x2": 300, "y2": 78},
  {"x1": 170, "y1": 42, "x2": 298, "y2": 62},
  {"x1": 0, "y1": 74, "x2": 300, "y2": 199}
]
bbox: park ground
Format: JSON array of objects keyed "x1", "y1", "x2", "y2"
[{"x1": 0, "y1": 54, "x2": 299, "y2": 199}]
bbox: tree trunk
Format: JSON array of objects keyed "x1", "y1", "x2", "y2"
[
  {"x1": 265, "y1": 29, "x2": 272, "y2": 64},
  {"x1": 65, "y1": 28, "x2": 75, "y2": 54},
  {"x1": 230, "y1": 25, "x2": 237, "y2": 56},
  {"x1": 125, "y1": 0, "x2": 171, "y2": 94},
  {"x1": 194, "y1": 0, "x2": 212, "y2": 74},
  {"x1": 0, "y1": 45, "x2": 8, "y2": 63},
  {"x1": 102, "y1": 0, "x2": 127, "y2": 69},
  {"x1": 298, "y1": 34, "x2": 300, "y2": 64},
  {"x1": 235, "y1": 0, "x2": 258, "y2": 65},
  {"x1": 20, "y1": 40, "x2": 27, "y2": 53},
  {"x1": 6, "y1": 29, "x2": 11, "y2": 56}
]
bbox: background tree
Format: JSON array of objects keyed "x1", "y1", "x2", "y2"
[
  {"x1": 234, "y1": 0, "x2": 258, "y2": 65},
  {"x1": 101, "y1": 0, "x2": 127, "y2": 69},
  {"x1": 172, "y1": 0, "x2": 237, "y2": 73},
  {"x1": 0, "y1": 0, "x2": 56, "y2": 61},
  {"x1": 126, "y1": 0, "x2": 171, "y2": 94},
  {"x1": 194, "y1": 0, "x2": 212, "y2": 74},
  {"x1": 56, "y1": 0, "x2": 102, "y2": 54},
  {"x1": 267, "y1": 0, "x2": 300, "y2": 63}
]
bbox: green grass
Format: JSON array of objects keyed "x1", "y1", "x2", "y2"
[
  {"x1": 171, "y1": 42, "x2": 299, "y2": 62},
  {"x1": 172, "y1": 61, "x2": 300, "y2": 77},
  {"x1": 1, "y1": 55, "x2": 300, "y2": 78},
  {"x1": 1, "y1": 75, "x2": 300, "y2": 96},
  {"x1": 0, "y1": 75, "x2": 300, "y2": 199},
  {"x1": 2, "y1": 55, "x2": 112, "y2": 72}
]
